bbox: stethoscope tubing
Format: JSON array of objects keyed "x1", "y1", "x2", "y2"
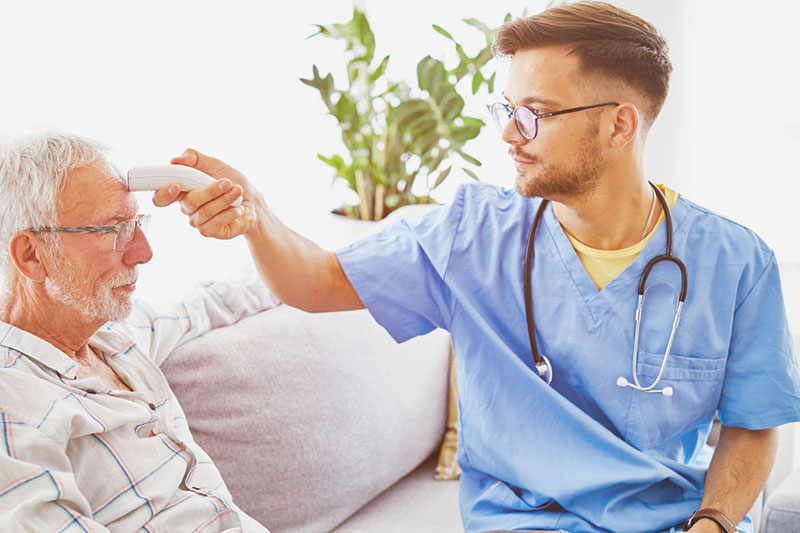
[{"x1": 524, "y1": 181, "x2": 688, "y2": 394}]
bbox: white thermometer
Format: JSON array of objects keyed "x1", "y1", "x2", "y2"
[{"x1": 127, "y1": 165, "x2": 242, "y2": 207}]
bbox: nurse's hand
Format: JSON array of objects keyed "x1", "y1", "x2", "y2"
[{"x1": 151, "y1": 149, "x2": 267, "y2": 240}]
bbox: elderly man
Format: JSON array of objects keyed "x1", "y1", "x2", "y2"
[
  {"x1": 155, "y1": 3, "x2": 800, "y2": 533},
  {"x1": 0, "y1": 133, "x2": 276, "y2": 531}
]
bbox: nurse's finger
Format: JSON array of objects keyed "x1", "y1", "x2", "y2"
[
  {"x1": 151, "y1": 183, "x2": 186, "y2": 207},
  {"x1": 178, "y1": 178, "x2": 234, "y2": 216},
  {"x1": 194, "y1": 204, "x2": 249, "y2": 240},
  {"x1": 186, "y1": 185, "x2": 243, "y2": 228},
  {"x1": 170, "y1": 148, "x2": 199, "y2": 167}
]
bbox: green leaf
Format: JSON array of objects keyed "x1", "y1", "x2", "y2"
[
  {"x1": 299, "y1": 77, "x2": 317, "y2": 89},
  {"x1": 474, "y1": 48, "x2": 494, "y2": 68},
  {"x1": 369, "y1": 55, "x2": 390, "y2": 83},
  {"x1": 463, "y1": 18, "x2": 491, "y2": 35},
  {"x1": 452, "y1": 43, "x2": 470, "y2": 80},
  {"x1": 347, "y1": 62, "x2": 360, "y2": 84},
  {"x1": 416, "y1": 56, "x2": 447, "y2": 96},
  {"x1": 448, "y1": 120, "x2": 484, "y2": 142},
  {"x1": 431, "y1": 24, "x2": 454, "y2": 41},
  {"x1": 415, "y1": 130, "x2": 441, "y2": 155},
  {"x1": 329, "y1": 9, "x2": 376, "y2": 65},
  {"x1": 354, "y1": 9, "x2": 376, "y2": 64},
  {"x1": 457, "y1": 149, "x2": 482, "y2": 166},
  {"x1": 462, "y1": 117, "x2": 484, "y2": 129},
  {"x1": 487, "y1": 72, "x2": 497, "y2": 93},
  {"x1": 385, "y1": 82, "x2": 400, "y2": 95},
  {"x1": 300, "y1": 65, "x2": 337, "y2": 106},
  {"x1": 422, "y1": 151, "x2": 446, "y2": 174},
  {"x1": 409, "y1": 118, "x2": 437, "y2": 139},
  {"x1": 462, "y1": 168, "x2": 480, "y2": 181},
  {"x1": 334, "y1": 93, "x2": 359, "y2": 130},
  {"x1": 393, "y1": 99, "x2": 433, "y2": 128},
  {"x1": 432, "y1": 165, "x2": 452, "y2": 189},
  {"x1": 300, "y1": 65, "x2": 322, "y2": 89},
  {"x1": 439, "y1": 92, "x2": 465, "y2": 122},
  {"x1": 317, "y1": 153, "x2": 338, "y2": 168},
  {"x1": 471, "y1": 71, "x2": 484, "y2": 95}
]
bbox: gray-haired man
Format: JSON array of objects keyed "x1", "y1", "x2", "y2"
[{"x1": 0, "y1": 132, "x2": 276, "y2": 531}]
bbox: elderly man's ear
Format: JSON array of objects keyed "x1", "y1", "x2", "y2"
[{"x1": 9, "y1": 233, "x2": 47, "y2": 283}]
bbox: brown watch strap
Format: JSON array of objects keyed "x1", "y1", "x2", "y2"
[{"x1": 682, "y1": 508, "x2": 736, "y2": 532}]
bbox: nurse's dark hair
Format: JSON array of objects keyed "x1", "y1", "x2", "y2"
[{"x1": 493, "y1": 1, "x2": 672, "y2": 124}]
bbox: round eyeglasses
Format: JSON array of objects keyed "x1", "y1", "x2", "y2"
[
  {"x1": 490, "y1": 101, "x2": 619, "y2": 140},
  {"x1": 27, "y1": 214, "x2": 151, "y2": 252}
]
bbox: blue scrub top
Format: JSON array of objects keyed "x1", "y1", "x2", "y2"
[{"x1": 336, "y1": 183, "x2": 800, "y2": 533}]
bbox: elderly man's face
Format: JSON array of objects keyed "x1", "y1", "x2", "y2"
[{"x1": 44, "y1": 165, "x2": 152, "y2": 323}]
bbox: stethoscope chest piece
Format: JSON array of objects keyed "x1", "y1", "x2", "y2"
[{"x1": 536, "y1": 354, "x2": 553, "y2": 385}]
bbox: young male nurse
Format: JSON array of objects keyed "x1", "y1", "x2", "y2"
[{"x1": 154, "y1": 2, "x2": 800, "y2": 532}]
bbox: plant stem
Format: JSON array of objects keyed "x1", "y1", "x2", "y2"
[
  {"x1": 355, "y1": 170, "x2": 371, "y2": 221},
  {"x1": 375, "y1": 184, "x2": 385, "y2": 220}
]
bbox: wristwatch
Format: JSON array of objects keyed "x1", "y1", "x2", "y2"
[{"x1": 682, "y1": 508, "x2": 736, "y2": 532}]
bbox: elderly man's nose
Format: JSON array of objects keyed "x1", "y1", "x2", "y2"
[{"x1": 124, "y1": 227, "x2": 153, "y2": 265}]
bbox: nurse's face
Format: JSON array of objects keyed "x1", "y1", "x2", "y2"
[{"x1": 501, "y1": 46, "x2": 611, "y2": 200}]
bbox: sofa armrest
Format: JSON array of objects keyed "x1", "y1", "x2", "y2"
[{"x1": 762, "y1": 466, "x2": 800, "y2": 533}]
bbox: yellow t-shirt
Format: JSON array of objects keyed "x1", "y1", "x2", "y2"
[{"x1": 565, "y1": 185, "x2": 679, "y2": 290}]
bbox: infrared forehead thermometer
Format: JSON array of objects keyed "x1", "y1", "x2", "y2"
[{"x1": 127, "y1": 165, "x2": 242, "y2": 207}]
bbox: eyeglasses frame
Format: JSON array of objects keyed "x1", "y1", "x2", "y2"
[
  {"x1": 491, "y1": 101, "x2": 619, "y2": 140},
  {"x1": 26, "y1": 213, "x2": 151, "y2": 252}
]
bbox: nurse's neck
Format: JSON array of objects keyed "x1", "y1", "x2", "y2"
[{"x1": 551, "y1": 166, "x2": 661, "y2": 251}]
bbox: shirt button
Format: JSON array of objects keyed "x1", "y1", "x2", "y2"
[{"x1": 148, "y1": 402, "x2": 157, "y2": 410}]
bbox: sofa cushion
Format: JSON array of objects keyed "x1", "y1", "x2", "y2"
[
  {"x1": 333, "y1": 452, "x2": 461, "y2": 533},
  {"x1": 162, "y1": 305, "x2": 451, "y2": 533}
]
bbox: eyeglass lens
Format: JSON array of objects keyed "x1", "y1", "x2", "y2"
[
  {"x1": 114, "y1": 216, "x2": 149, "y2": 252},
  {"x1": 490, "y1": 103, "x2": 537, "y2": 140}
]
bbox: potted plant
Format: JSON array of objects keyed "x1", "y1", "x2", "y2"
[{"x1": 301, "y1": 9, "x2": 503, "y2": 221}]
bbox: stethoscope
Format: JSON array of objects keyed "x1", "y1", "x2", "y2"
[{"x1": 524, "y1": 181, "x2": 687, "y2": 396}]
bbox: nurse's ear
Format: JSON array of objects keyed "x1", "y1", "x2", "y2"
[{"x1": 608, "y1": 103, "x2": 640, "y2": 149}]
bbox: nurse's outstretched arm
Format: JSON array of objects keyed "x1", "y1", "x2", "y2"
[
  {"x1": 152, "y1": 149, "x2": 365, "y2": 314},
  {"x1": 687, "y1": 425, "x2": 777, "y2": 532}
]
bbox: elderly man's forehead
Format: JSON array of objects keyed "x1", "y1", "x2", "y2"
[{"x1": 58, "y1": 164, "x2": 137, "y2": 223}]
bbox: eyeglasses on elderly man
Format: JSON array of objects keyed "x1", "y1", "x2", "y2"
[{"x1": 26, "y1": 214, "x2": 151, "y2": 252}]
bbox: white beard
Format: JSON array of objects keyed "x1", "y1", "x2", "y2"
[{"x1": 45, "y1": 248, "x2": 136, "y2": 324}]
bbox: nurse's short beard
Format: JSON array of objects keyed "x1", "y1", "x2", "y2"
[
  {"x1": 514, "y1": 119, "x2": 605, "y2": 200},
  {"x1": 44, "y1": 244, "x2": 135, "y2": 324}
]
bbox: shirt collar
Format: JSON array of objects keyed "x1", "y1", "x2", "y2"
[{"x1": 0, "y1": 319, "x2": 79, "y2": 378}]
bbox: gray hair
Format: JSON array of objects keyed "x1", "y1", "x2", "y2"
[{"x1": 0, "y1": 132, "x2": 111, "y2": 290}]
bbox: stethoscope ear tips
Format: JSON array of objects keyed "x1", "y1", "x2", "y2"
[
  {"x1": 661, "y1": 386, "x2": 674, "y2": 397},
  {"x1": 616, "y1": 376, "x2": 629, "y2": 387}
]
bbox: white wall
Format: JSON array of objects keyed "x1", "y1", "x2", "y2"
[{"x1": 2, "y1": 1, "x2": 797, "y2": 301}]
